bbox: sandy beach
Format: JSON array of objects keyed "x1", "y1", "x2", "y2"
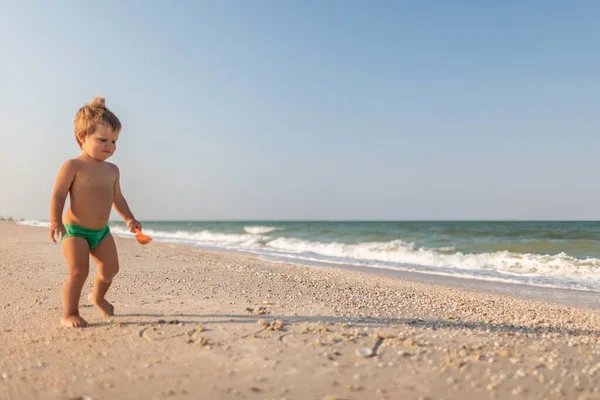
[{"x1": 1, "y1": 222, "x2": 600, "y2": 400}]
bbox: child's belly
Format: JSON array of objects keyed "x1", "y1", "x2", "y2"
[{"x1": 64, "y1": 188, "x2": 114, "y2": 229}]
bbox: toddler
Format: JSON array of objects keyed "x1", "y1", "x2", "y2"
[{"x1": 49, "y1": 96, "x2": 141, "y2": 328}]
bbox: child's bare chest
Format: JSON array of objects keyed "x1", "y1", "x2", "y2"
[{"x1": 73, "y1": 165, "x2": 115, "y2": 192}]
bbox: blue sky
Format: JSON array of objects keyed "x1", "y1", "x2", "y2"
[{"x1": 1, "y1": 1, "x2": 599, "y2": 220}]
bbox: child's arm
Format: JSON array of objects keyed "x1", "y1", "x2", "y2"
[
  {"x1": 49, "y1": 160, "x2": 78, "y2": 243},
  {"x1": 112, "y1": 165, "x2": 142, "y2": 232}
]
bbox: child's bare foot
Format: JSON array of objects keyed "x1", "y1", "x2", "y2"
[
  {"x1": 88, "y1": 294, "x2": 114, "y2": 317},
  {"x1": 61, "y1": 315, "x2": 88, "y2": 328}
]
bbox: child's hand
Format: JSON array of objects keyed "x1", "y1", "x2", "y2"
[
  {"x1": 126, "y1": 219, "x2": 142, "y2": 233},
  {"x1": 49, "y1": 222, "x2": 65, "y2": 243}
]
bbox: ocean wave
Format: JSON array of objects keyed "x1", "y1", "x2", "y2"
[
  {"x1": 18, "y1": 220, "x2": 50, "y2": 228},
  {"x1": 264, "y1": 237, "x2": 600, "y2": 280},
  {"x1": 244, "y1": 226, "x2": 283, "y2": 235},
  {"x1": 17, "y1": 219, "x2": 600, "y2": 290},
  {"x1": 109, "y1": 225, "x2": 268, "y2": 247}
]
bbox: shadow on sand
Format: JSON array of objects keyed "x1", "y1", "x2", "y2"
[{"x1": 86, "y1": 312, "x2": 600, "y2": 337}]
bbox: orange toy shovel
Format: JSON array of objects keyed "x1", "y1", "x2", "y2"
[{"x1": 134, "y1": 228, "x2": 152, "y2": 245}]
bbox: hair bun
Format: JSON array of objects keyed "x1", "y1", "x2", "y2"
[{"x1": 88, "y1": 96, "x2": 106, "y2": 108}]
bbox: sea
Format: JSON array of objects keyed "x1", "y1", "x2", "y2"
[{"x1": 19, "y1": 220, "x2": 600, "y2": 292}]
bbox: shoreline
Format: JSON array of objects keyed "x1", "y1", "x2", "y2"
[
  {"x1": 19, "y1": 220, "x2": 600, "y2": 304},
  {"x1": 21, "y1": 221, "x2": 600, "y2": 310},
  {"x1": 1, "y1": 222, "x2": 600, "y2": 399},
  {"x1": 18, "y1": 221, "x2": 600, "y2": 310},
  {"x1": 260, "y1": 254, "x2": 600, "y2": 310}
]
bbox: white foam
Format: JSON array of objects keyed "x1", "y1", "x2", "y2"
[
  {"x1": 18, "y1": 220, "x2": 50, "y2": 228},
  {"x1": 264, "y1": 237, "x2": 600, "y2": 281},
  {"x1": 17, "y1": 219, "x2": 600, "y2": 291},
  {"x1": 244, "y1": 226, "x2": 283, "y2": 235},
  {"x1": 109, "y1": 225, "x2": 267, "y2": 247}
]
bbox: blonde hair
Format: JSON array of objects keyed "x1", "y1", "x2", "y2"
[{"x1": 74, "y1": 96, "x2": 121, "y2": 147}]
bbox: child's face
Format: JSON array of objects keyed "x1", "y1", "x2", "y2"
[{"x1": 79, "y1": 124, "x2": 119, "y2": 161}]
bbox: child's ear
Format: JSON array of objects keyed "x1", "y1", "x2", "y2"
[{"x1": 76, "y1": 131, "x2": 85, "y2": 143}]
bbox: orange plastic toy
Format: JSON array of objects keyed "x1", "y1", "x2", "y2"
[{"x1": 134, "y1": 228, "x2": 152, "y2": 245}]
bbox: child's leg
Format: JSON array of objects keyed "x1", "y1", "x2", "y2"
[
  {"x1": 61, "y1": 237, "x2": 90, "y2": 328},
  {"x1": 89, "y1": 234, "x2": 119, "y2": 317}
]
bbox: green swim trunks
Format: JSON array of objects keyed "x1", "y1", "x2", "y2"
[{"x1": 63, "y1": 224, "x2": 110, "y2": 249}]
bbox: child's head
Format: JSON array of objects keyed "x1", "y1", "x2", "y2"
[{"x1": 74, "y1": 96, "x2": 121, "y2": 149}]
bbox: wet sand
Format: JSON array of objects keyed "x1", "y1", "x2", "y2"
[{"x1": 1, "y1": 222, "x2": 599, "y2": 400}]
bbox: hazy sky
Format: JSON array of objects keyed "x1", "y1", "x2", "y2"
[{"x1": 1, "y1": 1, "x2": 599, "y2": 220}]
